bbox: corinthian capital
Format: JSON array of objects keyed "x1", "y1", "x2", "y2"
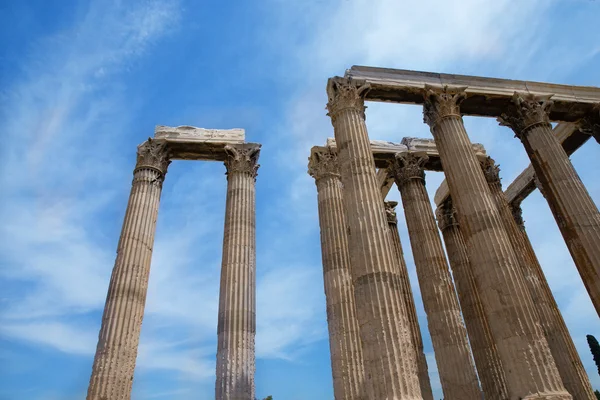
[
  {"x1": 224, "y1": 144, "x2": 261, "y2": 179},
  {"x1": 308, "y1": 148, "x2": 339, "y2": 182},
  {"x1": 436, "y1": 199, "x2": 458, "y2": 232},
  {"x1": 136, "y1": 138, "x2": 171, "y2": 175},
  {"x1": 579, "y1": 104, "x2": 600, "y2": 144},
  {"x1": 480, "y1": 156, "x2": 501, "y2": 188},
  {"x1": 384, "y1": 201, "x2": 398, "y2": 225},
  {"x1": 326, "y1": 77, "x2": 370, "y2": 123},
  {"x1": 510, "y1": 203, "x2": 525, "y2": 232},
  {"x1": 388, "y1": 152, "x2": 429, "y2": 188},
  {"x1": 423, "y1": 85, "x2": 467, "y2": 128},
  {"x1": 497, "y1": 92, "x2": 553, "y2": 139}
]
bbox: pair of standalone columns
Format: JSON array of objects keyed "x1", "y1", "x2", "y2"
[
  {"x1": 86, "y1": 139, "x2": 260, "y2": 400},
  {"x1": 319, "y1": 77, "x2": 600, "y2": 399}
]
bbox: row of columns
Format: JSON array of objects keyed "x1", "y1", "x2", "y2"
[
  {"x1": 86, "y1": 139, "x2": 260, "y2": 400},
  {"x1": 311, "y1": 77, "x2": 599, "y2": 400}
]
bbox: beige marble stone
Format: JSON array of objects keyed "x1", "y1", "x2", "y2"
[
  {"x1": 499, "y1": 93, "x2": 600, "y2": 317},
  {"x1": 384, "y1": 201, "x2": 434, "y2": 400},
  {"x1": 308, "y1": 148, "x2": 366, "y2": 400},
  {"x1": 87, "y1": 139, "x2": 170, "y2": 400},
  {"x1": 215, "y1": 143, "x2": 260, "y2": 400},
  {"x1": 436, "y1": 199, "x2": 508, "y2": 400},
  {"x1": 389, "y1": 154, "x2": 480, "y2": 400},
  {"x1": 482, "y1": 157, "x2": 594, "y2": 400},
  {"x1": 326, "y1": 76, "x2": 422, "y2": 399},
  {"x1": 423, "y1": 86, "x2": 571, "y2": 399}
]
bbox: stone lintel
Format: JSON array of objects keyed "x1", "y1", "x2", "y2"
[
  {"x1": 324, "y1": 137, "x2": 485, "y2": 172},
  {"x1": 153, "y1": 125, "x2": 253, "y2": 162},
  {"x1": 345, "y1": 66, "x2": 600, "y2": 121},
  {"x1": 504, "y1": 122, "x2": 590, "y2": 205}
]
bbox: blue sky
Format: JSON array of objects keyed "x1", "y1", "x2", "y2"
[{"x1": 1, "y1": 0, "x2": 599, "y2": 399}]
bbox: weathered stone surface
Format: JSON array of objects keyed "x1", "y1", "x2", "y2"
[
  {"x1": 389, "y1": 154, "x2": 480, "y2": 400},
  {"x1": 436, "y1": 199, "x2": 508, "y2": 400},
  {"x1": 423, "y1": 86, "x2": 571, "y2": 399},
  {"x1": 499, "y1": 92, "x2": 600, "y2": 317},
  {"x1": 155, "y1": 125, "x2": 245, "y2": 142},
  {"x1": 483, "y1": 157, "x2": 594, "y2": 400},
  {"x1": 308, "y1": 148, "x2": 366, "y2": 400},
  {"x1": 326, "y1": 76, "x2": 422, "y2": 399},
  {"x1": 87, "y1": 139, "x2": 170, "y2": 400},
  {"x1": 385, "y1": 201, "x2": 434, "y2": 400},
  {"x1": 504, "y1": 122, "x2": 589, "y2": 206},
  {"x1": 345, "y1": 65, "x2": 600, "y2": 121},
  {"x1": 216, "y1": 143, "x2": 260, "y2": 400}
]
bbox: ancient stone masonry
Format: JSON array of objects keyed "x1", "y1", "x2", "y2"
[
  {"x1": 389, "y1": 153, "x2": 480, "y2": 400},
  {"x1": 435, "y1": 200, "x2": 508, "y2": 400},
  {"x1": 499, "y1": 93, "x2": 600, "y2": 317},
  {"x1": 87, "y1": 139, "x2": 170, "y2": 400},
  {"x1": 216, "y1": 143, "x2": 260, "y2": 400},
  {"x1": 326, "y1": 77, "x2": 422, "y2": 399},
  {"x1": 86, "y1": 127, "x2": 261, "y2": 400},
  {"x1": 384, "y1": 201, "x2": 434, "y2": 400},
  {"x1": 422, "y1": 86, "x2": 570, "y2": 399},
  {"x1": 309, "y1": 66, "x2": 600, "y2": 400},
  {"x1": 481, "y1": 156, "x2": 595, "y2": 400},
  {"x1": 308, "y1": 148, "x2": 366, "y2": 400}
]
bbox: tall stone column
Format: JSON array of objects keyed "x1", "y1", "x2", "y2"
[
  {"x1": 498, "y1": 93, "x2": 600, "y2": 316},
  {"x1": 389, "y1": 154, "x2": 480, "y2": 400},
  {"x1": 506, "y1": 203, "x2": 595, "y2": 400},
  {"x1": 87, "y1": 139, "x2": 170, "y2": 400},
  {"x1": 326, "y1": 77, "x2": 422, "y2": 399},
  {"x1": 423, "y1": 86, "x2": 571, "y2": 400},
  {"x1": 215, "y1": 144, "x2": 260, "y2": 400},
  {"x1": 436, "y1": 199, "x2": 508, "y2": 400},
  {"x1": 308, "y1": 149, "x2": 365, "y2": 400},
  {"x1": 384, "y1": 201, "x2": 434, "y2": 400}
]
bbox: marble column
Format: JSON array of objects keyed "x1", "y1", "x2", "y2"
[
  {"x1": 436, "y1": 199, "x2": 509, "y2": 400},
  {"x1": 384, "y1": 201, "x2": 434, "y2": 400},
  {"x1": 215, "y1": 144, "x2": 260, "y2": 400},
  {"x1": 507, "y1": 203, "x2": 595, "y2": 400},
  {"x1": 498, "y1": 93, "x2": 600, "y2": 316},
  {"x1": 326, "y1": 77, "x2": 422, "y2": 399},
  {"x1": 308, "y1": 149, "x2": 365, "y2": 400},
  {"x1": 423, "y1": 85, "x2": 571, "y2": 400},
  {"x1": 87, "y1": 139, "x2": 170, "y2": 400},
  {"x1": 389, "y1": 154, "x2": 480, "y2": 400}
]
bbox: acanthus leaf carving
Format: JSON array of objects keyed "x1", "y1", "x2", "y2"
[
  {"x1": 384, "y1": 201, "x2": 398, "y2": 225},
  {"x1": 579, "y1": 104, "x2": 600, "y2": 144},
  {"x1": 388, "y1": 152, "x2": 429, "y2": 188},
  {"x1": 436, "y1": 198, "x2": 459, "y2": 232},
  {"x1": 497, "y1": 92, "x2": 553, "y2": 139},
  {"x1": 308, "y1": 149, "x2": 340, "y2": 182},
  {"x1": 224, "y1": 144, "x2": 261, "y2": 179},
  {"x1": 326, "y1": 77, "x2": 370, "y2": 124},
  {"x1": 423, "y1": 85, "x2": 468, "y2": 129},
  {"x1": 136, "y1": 138, "x2": 171, "y2": 175},
  {"x1": 480, "y1": 156, "x2": 501, "y2": 188}
]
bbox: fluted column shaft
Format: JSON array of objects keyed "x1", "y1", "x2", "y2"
[
  {"x1": 505, "y1": 204, "x2": 594, "y2": 400},
  {"x1": 499, "y1": 94, "x2": 600, "y2": 315},
  {"x1": 216, "y1": 144, "x2": 260, "y2": 400},
  {"x1": 385, "y1": 202, "x2": 434, "y2": 400},
  {"x1": 326, "y1": 77, "x2": 422, "y2": 399},
  {"x1": 309, "y1": 149, "x2": 365, "y2": 400},
  {"x1": 390, "y1": 155, "x2": 480, "y2": 400},
  {"x1": 87, "y1": 139, "x2": 170, "y2": 400},
  {"x1": 436, "y1": 200, "x2": 508, "y2": 400},
  {"x1": 423, "y1": 86, "x2": 570, "y2": 400}
]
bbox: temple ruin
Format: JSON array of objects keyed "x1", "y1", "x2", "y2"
[{"x1": 86, "y1": 126, "x2": 260, "y2": 400}]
